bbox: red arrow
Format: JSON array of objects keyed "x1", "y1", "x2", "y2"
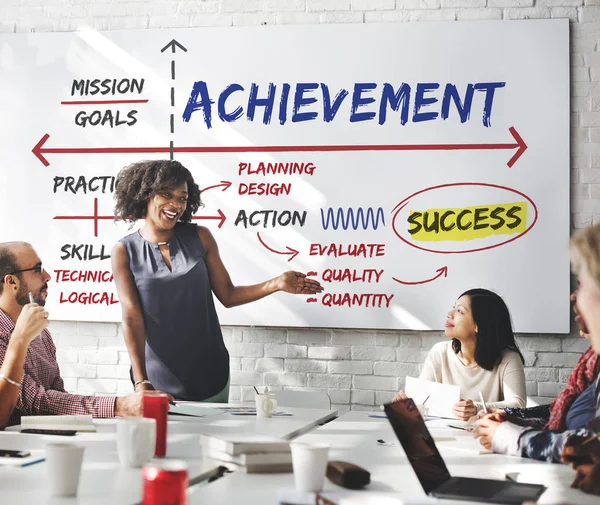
[
  {"x1": 506, "y1": 127, "x2": 527, "y2": 168},
  {"x1": 32, "y1": 127, "x2": 527, "y2": 167},
  {"x1": 54, "y1": 198, "x2": 226, "y2": 235},
  {"x1": 201, "y1": 181, "x2": 232, "y2": 193},
  {"x1": 256, "y1": 232, "x2": 299, "y2": 262},
  {"x1": 392, "y1": 266, "x2": 448, "y2": 286},
  {"x1": 192, "y1": 209, "x2": 226, "y2": 228}
]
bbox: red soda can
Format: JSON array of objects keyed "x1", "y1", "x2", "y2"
[
  {"x1": 142, "y1": 460, "x2": 188, "y2": 505},
  {"x1": 143, "y1": 392, "x2": 169, "y2": 457}
]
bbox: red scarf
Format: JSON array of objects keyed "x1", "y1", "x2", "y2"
[{"x1": 545, "y1": 346, "x2": 600, "y2": 431}]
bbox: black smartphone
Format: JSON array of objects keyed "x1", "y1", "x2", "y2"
[
  {"x1": 0, "y1": 449, "x2": 31, "y2": 458},
  {"x1": 21, "y1": 429, "x2": 76, "y2": 436}
]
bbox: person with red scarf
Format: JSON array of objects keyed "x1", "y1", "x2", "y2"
[
  {"x1": 473, "y1": 287, "x2": 600, "y2": 462},
  {"x1": 516, "y1": 224, "x2": 600, "y2": 500}
]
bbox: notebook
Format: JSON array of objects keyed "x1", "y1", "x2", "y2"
[
  {"x1": 200, "y1": 433, "x2": 290, "y2": 456},
  {"x1": 205, "y1": 449, "x2": 293, "y2": 466},
  {"x1": 205, "y1": 448, "x2": 293, "y2": 472},
  {"x1": 168, "y1": 403, "x2": 223, "y2": 418},
  {"x1": 383, "y1": 399, "x2": 546, "y2": 505},
  {"x1": 20, "y1": 415, "x2": 95, "y2": 432}
]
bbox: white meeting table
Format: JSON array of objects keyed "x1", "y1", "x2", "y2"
[
  {"x1": 0, "y1": 403, "x2": 338, "y2": 505},
  {"x1": 186, "y1": 410, "x2": 600, "y2": 505}
]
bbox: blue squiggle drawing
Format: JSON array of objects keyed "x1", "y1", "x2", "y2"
[{"x1": 320, "y1": 207, "x2": 385, "y2": 231}]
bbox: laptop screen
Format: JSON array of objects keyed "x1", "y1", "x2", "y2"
[{"x1": 384, "y1": 399, "x2": 452, "y2": 494}]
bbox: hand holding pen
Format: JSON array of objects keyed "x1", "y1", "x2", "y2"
[
  {"x1": 561, "y1": 432, "x2": 600, "y2": 468},
  {"x1": 12, "y1": 292, "x2": 48, "y2": 345}
]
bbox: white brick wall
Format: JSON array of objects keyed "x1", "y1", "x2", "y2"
[{"x1": 3, "y1": 0, "x2": 595, "y2": 412}]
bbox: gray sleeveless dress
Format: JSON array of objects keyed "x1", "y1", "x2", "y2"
[{"x1": 120, "y1": 222, "x2": 229, "y2": 401}]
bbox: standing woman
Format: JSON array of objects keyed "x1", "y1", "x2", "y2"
[{"x1": 111, "y1": 160, "x2": 323, "y2": 402}]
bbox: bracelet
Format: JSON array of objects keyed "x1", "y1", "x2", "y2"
[
  {"x1": 134, "y1": 379, "x2": 152, "y2": 389},
  {"x1": 0, "y1": 373, "x2": 22, "y2": 388}
]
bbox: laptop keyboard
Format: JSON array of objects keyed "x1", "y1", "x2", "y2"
[{"x1": 439, "y1": 477, "x2": 509, "y2": 498}]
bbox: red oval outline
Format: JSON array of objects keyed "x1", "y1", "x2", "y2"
[{"x1": 391, "y1": 182, "x2": 539, "y2": 254}]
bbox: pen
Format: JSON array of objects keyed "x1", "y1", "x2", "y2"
[
  {"x1": 478, "y1": 391, "x2": 488, "y2": 414},
  {"x1": 22, "y1": 457, "x2": 46, "y2": 468},
  {"x1": 581, "y1": 432, "x2": 600, "y2": 446},
  {"x1": 168, "y1": 400, "x2": 179, "y2": 407},
  {"x1": 28, "y1": 292, "x2": 34, "y2": 304}
]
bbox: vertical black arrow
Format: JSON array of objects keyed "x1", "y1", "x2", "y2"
[{"x1": 161, "y1": 40, "x2": 188, "y2": 160}]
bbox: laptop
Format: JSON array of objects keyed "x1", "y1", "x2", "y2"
[{"x1": 383, "y1": 399, "x2": 546, "y2": 505}]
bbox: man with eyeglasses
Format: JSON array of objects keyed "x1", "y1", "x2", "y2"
[{"x1": 0, "y1": 241, "x2": 147, "y2": 427}]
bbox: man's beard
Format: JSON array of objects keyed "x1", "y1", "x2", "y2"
[{"x1": 16, "y1": 283, "x2": 46, "y2": 307}]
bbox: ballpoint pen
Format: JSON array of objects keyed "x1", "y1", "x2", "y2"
[
  {"x1": 478, "y1": 391, "x2": 488, "y2": 414},
  {"x1": 581, "y1": 432, "x2": 600, "y2": 446}
]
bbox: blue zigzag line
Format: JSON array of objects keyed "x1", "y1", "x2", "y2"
[{"x1": 320, "y1": 207, "x2": 385, "y2": 231}]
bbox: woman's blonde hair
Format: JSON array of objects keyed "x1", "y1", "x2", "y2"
[{"x1": 570, "y1": 223, "x2": 600, "y2": 292}]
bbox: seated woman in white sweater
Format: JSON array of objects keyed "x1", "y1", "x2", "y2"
[{"x1": 395, "y1": 288, "x2": 526, "y2": 420}]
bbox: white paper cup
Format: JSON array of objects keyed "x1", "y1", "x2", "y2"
[
  {"x1": 290, "y1": 442, "x2": 329, "y2": 492},
  {"x1": 45, "y1": 443, "x2": 85, "y2": 497},
  {"x1": 255, "y1": 393, "x2": 277, "y2": 418},
  {"x1": 116, "y1": 417, "x2": 156, "y2": 467}
]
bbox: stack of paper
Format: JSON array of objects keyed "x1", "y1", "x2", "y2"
[
  {"x1": 201, "y1": 434, "x2": 292, "y2": 473},
  {"x1": 20, "y1": 415, "x2": 95, "y2": 432}
]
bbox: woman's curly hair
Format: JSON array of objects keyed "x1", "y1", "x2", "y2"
[{"x1": 113, "y1": 160, "x2": 202, "y2": 223}]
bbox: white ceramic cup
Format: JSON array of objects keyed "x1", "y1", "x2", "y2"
[
  {"x1": 116, "y1": 417, "x2": 156, "y2": 467},
  {"x1": 290, "y1": 442, "x2": 330, "y2": 492},
  {"x1": 255, "y1": 393, "x2": 277, "y2": 418},
  {"x1": 45, "y1": 443, "x2": 85, "y2": 497}
]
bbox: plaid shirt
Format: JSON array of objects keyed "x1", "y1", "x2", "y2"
[{"x1": 0, "y1": 309, "x2": 115, "y2": 426}]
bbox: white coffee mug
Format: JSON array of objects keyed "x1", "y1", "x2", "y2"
[
  {"x1": 290, "y1": 442, "x2": 330, "y2": 492},
  {"x1": 45, "y1": 443, "x2": 85, "y2": 497},
  {"x1": 255, "y1": 393, "x2": 277, "y2": 418},
  {"x1": 116, "y1": 417, "x2": 156, "y2": 467}
]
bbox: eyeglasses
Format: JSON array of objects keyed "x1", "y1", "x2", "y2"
[{"x1": 0, "y1": 263, "x2": 43, "y2": 282}]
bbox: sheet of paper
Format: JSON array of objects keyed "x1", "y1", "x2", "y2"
[
  {"x1": 168, "y1": 404, "x2": 224, "y2": 418},
  {"x1": 436, "y1": 439, "x2": 492, "y2": 455},
  {"x1": 447, "y1": 421, "x2": 477, "y2": 431},
  {"x1": 217, "y1": 407, "x2": 292, "y2": 417},
  {"x1": 0, "y1": 450, "x2": 45, "y2": 467},
  {"x1": 405, "y1": 376, "x2": 460, "y2": 419}
]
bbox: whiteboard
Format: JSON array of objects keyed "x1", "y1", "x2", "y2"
[{"x1": 0, "y1": 20, "x2": 570, "y2": 332}]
